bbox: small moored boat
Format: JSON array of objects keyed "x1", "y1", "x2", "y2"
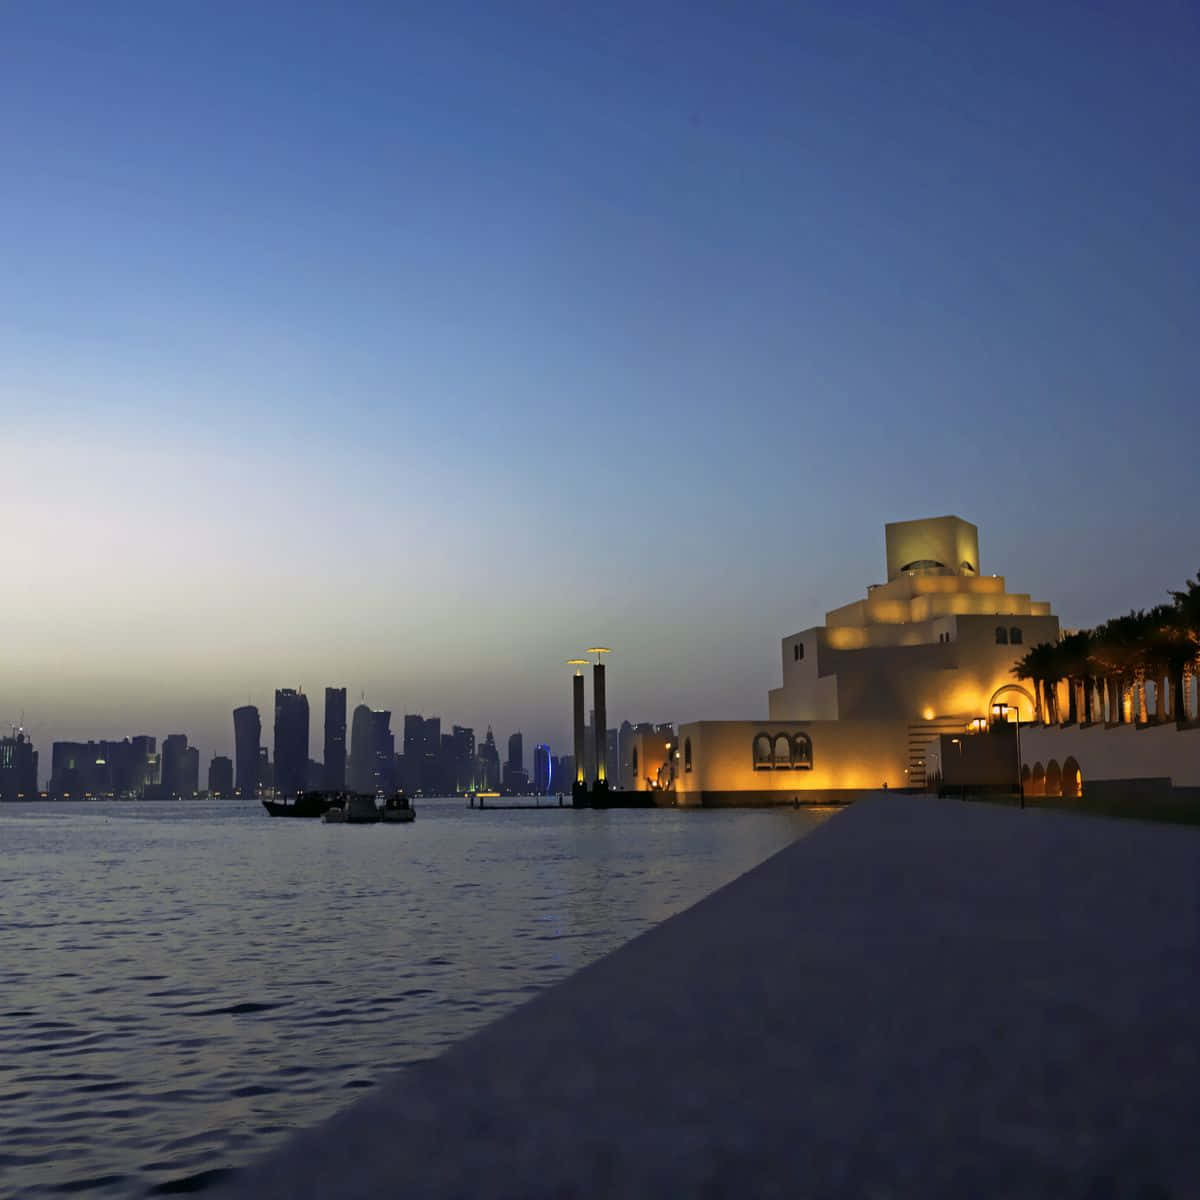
[{"x1": 381, "y1": 792, "x2": 415, "y2": 823}]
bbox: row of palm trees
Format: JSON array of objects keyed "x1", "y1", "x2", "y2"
[{"x1": 1013, "y1": 571, "x2": 1200, "y2": 728}]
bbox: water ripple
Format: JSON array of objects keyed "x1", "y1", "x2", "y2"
[{"x1": 0, "y1": 796, "x2": 824, "y2": 1199}]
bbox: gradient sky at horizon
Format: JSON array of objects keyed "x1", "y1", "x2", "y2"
[{"x1": 4, "y1": 1, "x2": 1199, "y2": 766}]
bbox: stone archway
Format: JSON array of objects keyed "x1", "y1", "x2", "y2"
[
  {"x1": 1045, "y1": 760, "x2": 1062, "y2": 798},
  {"x1": 1062, "y1": 757, "x2": 1082, "y2": 799},
  {"x1": 1030, "y1": 763, "x2": 1045, "y2": 796},
  {"x1": 988, "y1": 684, "x2": 1037, "y2": 723}
]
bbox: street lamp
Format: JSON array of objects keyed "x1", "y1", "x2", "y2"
[{"x1": 994, "y1": 702, "x2": 1024, "y2": 809}]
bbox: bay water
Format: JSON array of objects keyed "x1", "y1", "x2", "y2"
[{"x1": 0, "y1": 798, "x2": 829, "y2": 1197}]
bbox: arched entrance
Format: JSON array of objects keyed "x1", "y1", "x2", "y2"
[
  {"x1": 987, "y1": 684, "x2": 1037, "y2": 723},
  {"x1": 1030, "y1": 763, "x2": 1045, "y2": 796},
  {"x1": 1045, "y1": 760, "x2": 1062, "y2": 798},
  {"x1": 1062, "y1": 757, "x2": 1082, "y2": 799}
]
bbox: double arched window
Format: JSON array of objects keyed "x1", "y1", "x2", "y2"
[
  {"x1": 683, "y1": 738, "x2": 692, "y2": 773},
  {"x1": 995, "y1": 626, "x2": 1009, "y2": 644},
  {"x1": 752, "y1": 732, "x2": 813, "y2": 771},
  {"x1": 1009, "y1": 627, "x2": 1023, "y2": 644}
]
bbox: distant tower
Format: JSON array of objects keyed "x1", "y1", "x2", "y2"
[
  {"x1": 349, "y1": 703, "x2": 372, "y2": 793},
  {"x1": 208, "y1": 755, "x2": 233, "y2": 797},
  {"x1": 588, "y1": 648, "x2": 611, "y2": 790},
  {"x1": 507, "y1": 731, "x2": 523, "y2": 773},
  {"x1": 323, "y1": 687, "x2": 347, "y2": 790},
  {"x1": 161, "y1": 733, "x2": 189, "y2": 798},
  {"x1": 233, "y1": 705, "x2": 261, "y2": 797},
  {"x1": 273, "y1": 688, "x2": 310, "y2": 798},
  {"x1": 533, "y1": 743, "x2": 551, "y2": 795}
]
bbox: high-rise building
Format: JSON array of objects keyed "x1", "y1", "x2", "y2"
[
  {"x1": 183, "y1": 745, "x2": 200, "y2": 797},
  {"x1": 349, "y1": 703, "x2": 372, "y2": 793},
  {"x1": 257, "y1": 746, "x2": 272, "y2": 793},
  {"x1": 477, "y1": 727, "x2": 501, "y2": 791},
  {"x1": 403, "y1": 715, "x2": 442, "y2": 794},
  {"x1": 0, "y1": 729, "x2": 38, "y2": 800},
  {"x1": 507, "y1": 731, "x2": 523, "y2": 772},
  {"x1": 233, "y1": 705, "x2": 261, "y2": 797},
  {"x1": 368, "y1": 709, "x2": 396, "y2": 795},
  {"x1": 323, "y1": 687, "x2": 347, "y2": 791},
  {"x1": 208, "y1": 755, "x2": 233, "y2": 797},
  {"x1": 502, "y1": 731, "x2": 528, "y2": 794},
  {"x1": 273, "y1": 688, "x2": 310, "y2": 798},
  {"x1": 532, "y1": 743, "x2": 551, "y2": 795},
  {"x1": 161, "y1": 734, "x2": 191, "y2": 798},
  {"x1": 451, "y1": 725, "x2": 476, "y2": 793}
]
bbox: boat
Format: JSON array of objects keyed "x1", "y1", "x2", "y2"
[
  {"x1": 381, "y1": 792, "x2": 415, "y2": 823},
  {"x1": 320, "y1": 794, "x2": 381, "y2": 825},
  {"x1": 262, "y1": 791, "x2": 340, "y2": 818}
]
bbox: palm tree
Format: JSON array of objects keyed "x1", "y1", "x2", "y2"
[
  {"x1": 1093, "y1": 612, "x2": 1146, "y2": 724},
  {"x1": 1167, "y1": 572, "x2": 1200, "y2": 725},
  {"x1": 1057, "y1": 630, "x2": 1094, "y2": 725},
  {"x1": 1013, "y1": 642, "x2": 1059, "y2": 725}
]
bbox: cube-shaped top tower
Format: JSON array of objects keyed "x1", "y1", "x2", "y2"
[{"x1": 884, "y1": 515, "x2": 980, "y2": 581}]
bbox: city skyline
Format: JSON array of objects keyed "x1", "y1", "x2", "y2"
[{"x1": 4, "y1": 3, "x2": 1199, "y2": 759}]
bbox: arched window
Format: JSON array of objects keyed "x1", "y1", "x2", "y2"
[
  {"x1": 1010, "y1": 627, "x2": 1023, "y2": 645},
  {"x1": 995, "y1": 626, "x2": 1009, "y2": 645},
  {"x1": 793, "y1": 642, "x2": 804, "y2": 661},
  {"x1": 773, "y1": 734, "x2": 792, "y2": 768},
  {"x1": 901, "y1": 560, "x2": 946, "y2": 572},
  {"x1": 684, "y1": 738, "x2": 692, "y2": 773},
  {"x1": 1045, "y1": 760, "x2": 1062, "y2": 797},
  {"x1": 1031, "y1": 762, "x2": 1045, "y2": 796},
  {"x1": 752, "y1": 734, "x2": 772, "y2": 771},
  {"x1": 792, "y1": 733, "x2": 813, "y2": 769},
  {"x1": 960, "y1": 561, "x2": 976, "y2": 574}
]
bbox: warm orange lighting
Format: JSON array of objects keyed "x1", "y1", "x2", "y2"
[{"x1": 922, "y1": 708, "x2": 935, "y2": 720}]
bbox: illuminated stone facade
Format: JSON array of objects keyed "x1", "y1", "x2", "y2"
[{"x1": 671, "y1": 516, "x2": 1061, "y2": 805}]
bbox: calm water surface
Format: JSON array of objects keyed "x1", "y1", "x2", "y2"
[{"x1": 0, "y1": 798, "x2": 829, "y2": 1197}]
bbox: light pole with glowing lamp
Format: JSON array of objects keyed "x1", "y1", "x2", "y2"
[{"x1": 993, "y1": 702, "x2": 1024, "y2": 808}]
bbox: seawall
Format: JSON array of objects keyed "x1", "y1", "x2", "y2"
[{"x1": 217, "y1": 793, "x2": 1200, "y2": 1198}]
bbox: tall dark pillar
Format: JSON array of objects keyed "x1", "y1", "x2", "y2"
[
  {"x1": 593, "y1": 662, "x2": 607, "y2": 788},
  {"x1": 573, "y1": 673, "x2": 586, "y2": 787}
]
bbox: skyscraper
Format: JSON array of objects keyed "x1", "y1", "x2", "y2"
[
  {"x1": 477, "y1": 727, "x2": 501, "y2": 791},
  {"x1": 208, "y1": 755, "x2": 233, "y2": 797},
  {"x1": 0, "y1": 729, "x2": 38, "y2": 800},
  {"x1": 161, "y1": 733, "x2": 190, "y2": 798},
  {"x1": 502, "y1": 731, "x2": 528, "y2": 794},
  {"x1": 533, "y1": 743, "x2": 551, "y2": 795},
  {"x1": 273, "y1": 688, "x2": 310, "y2": 798},
  {"x1": 233, "y1": 705, "x2": 261, "y2": 797},
  {"x1": 368, "y1": 709, "x2": 395, "y2": 795},
  {"x1": 349, "y1": 703, "x2": 372, "y2": 793},
  {"x1": 451, "y1": 725, "x2": 476, "y2": 793},
  {"x1": 323, "y1": 687, "x2": 346, "y2": 791}
]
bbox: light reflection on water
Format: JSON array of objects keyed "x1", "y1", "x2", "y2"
[{"x1": 0, "y1": 798, "x2": 829, "y2": 1197}]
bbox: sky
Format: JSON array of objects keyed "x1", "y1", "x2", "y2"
[{"x1": 3, "y1": 0, "x2": 1199, "y2": 767}]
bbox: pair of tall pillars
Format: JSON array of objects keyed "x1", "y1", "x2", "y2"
[{"x1": 571, "y1": 659, "x2": 608, "y2": 794}]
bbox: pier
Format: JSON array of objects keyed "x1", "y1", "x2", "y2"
[{"x1": 217, "y1": 793, "x2": 1200, "y2": 1198}]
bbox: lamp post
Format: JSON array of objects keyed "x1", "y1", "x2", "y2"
[
  {"x1": 950, "y1": 737, "x2": 964, "y2": 801},
  {"x1": 995, "y1": 702, "x2": 1024, "y2": 808}
]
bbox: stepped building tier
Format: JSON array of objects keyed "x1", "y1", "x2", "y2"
[{"x1": 769, "y1": 515, "x2": 1058, "y2": 724}]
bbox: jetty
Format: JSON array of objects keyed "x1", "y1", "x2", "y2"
[{"x1": 217, "y1": 794, "x2": 1200, "y2": 1198}]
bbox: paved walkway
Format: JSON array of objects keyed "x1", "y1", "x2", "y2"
[{"x1": 218, "y1": 795, "x2": 1200, "y2": 1198}]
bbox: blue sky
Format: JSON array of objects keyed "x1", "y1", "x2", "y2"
[{"x1": 3, "y1": 1, "x2": 1198, "y2": 764}]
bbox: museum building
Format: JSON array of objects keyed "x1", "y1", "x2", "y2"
[{"x1": 662, "y1": 516, "x2": 1060, "y2": 805}]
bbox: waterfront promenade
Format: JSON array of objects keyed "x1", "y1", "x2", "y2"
[{"x1": 219, "y1": 794, "x2": 1200, "y2": 1198}]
